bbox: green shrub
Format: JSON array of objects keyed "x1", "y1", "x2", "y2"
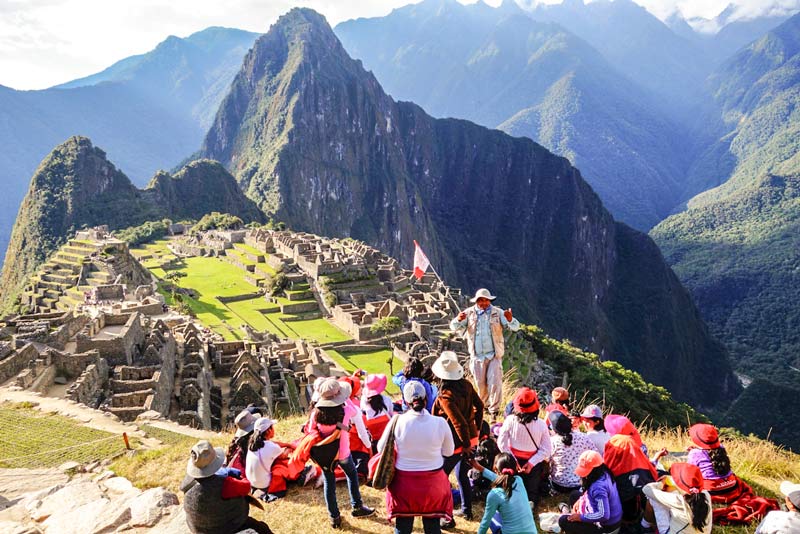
[
  {"x1": 370, "y1": 316, "x2": 403, "y2": 335},
  {"x1": 190, "y1": 212, "x2": 243, "y2": 233},
  {"x1": 115, "y1": 219, "x2": 172, "y2": 246}
]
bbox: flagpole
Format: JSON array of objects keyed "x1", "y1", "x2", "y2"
[{"x1": 412, "y1": 240, "x2": 462, "y2": 313}]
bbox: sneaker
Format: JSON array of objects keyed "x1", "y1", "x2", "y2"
[
  {"x1": 330, "y1": 515, "x2": 342, "y2": 529},
  {"x1": 351, "y1": 505, "x2": 375, "y2": 518},
  {"x1": 301, "y1": 465, "x2": 317, "y2": 486},
  {"x1": 314, "y1": 470, "x2": 324, "y2": 489},
  {"x1": 558, "y1": 502, "x2": 570, "y2": 514},
  {"x1": 440, "y1": 518, "x2": 456, "y2": 530}
]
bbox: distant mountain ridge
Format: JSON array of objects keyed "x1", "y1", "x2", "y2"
[
  {"x1": 200, "y1": 7, "x2": 740, "y2": 408},
  {"x1": 0, "y1": 136, "x2": 264, "y2": 312},
  {"x1": 335, "y1": 0, "x2": 688, "y2": 231},
  {"x1": 0, "y1": 27, "x2": 258, "y2": 266},
  {"x1": 652, "y1": 14, "x2": 800, "y2": 395}
]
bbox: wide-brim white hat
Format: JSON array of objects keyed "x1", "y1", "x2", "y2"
[
  {"x1": 470, "y1": 288, "x2": 496, "y2": 303},
  {"x1": 316, "y1": 378, "x2": 352, "y2": 407},
  {"x1": 431, "y1": 351, "x2": 464, "y2": 380}
]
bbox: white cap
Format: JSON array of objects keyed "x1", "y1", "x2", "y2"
[
  {"x1": 403, "y1": 380, "x2": 427, "y2": 403},
  {"x1": 254, "y1": 417, "x2": 276, "y2": 433}
]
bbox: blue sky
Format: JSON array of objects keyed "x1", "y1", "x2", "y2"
[{"x1": 0, "y1": 0, "x2": 796, "y2": 90}]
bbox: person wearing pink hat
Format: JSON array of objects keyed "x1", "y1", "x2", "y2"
[
  {"x1": 361, "y1": 373, "x2": 394, "y2": 420},
  {"x1": 558, "y1": 450, "x2": 623, "y2": 534}
]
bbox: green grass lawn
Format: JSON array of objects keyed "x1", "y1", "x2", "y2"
[
  {"x1": 0, "y1": 403, "x2": 129, "y2": 468},
  {"x1": 326, "y1": 349, "x2": 401, "y2": 394},
  {"x1": 233, "y1": 242, "x2": 267, "y2": 257},
  {"x1": 277, "y1": 317, "x2": 351, "y2": 343}
]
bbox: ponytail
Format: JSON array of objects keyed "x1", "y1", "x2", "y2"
[
  {"x1": 492, "y1": 453, "x2": 518, "y2": 501},
  {"x1": 684, "y1": 492, "x2": 710, "y2": 531},
  {"x1": 562, "y1": 431, "x2": 574, "y2": 447},
  {"x1": 708, "y1": 448, "x2": 731, "y2": 477},
  {"x1": 249, "y1": 431, "x2": 266, "y2": 452}
]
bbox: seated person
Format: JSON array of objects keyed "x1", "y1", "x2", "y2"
[
  {"x1": 755, "y1": 481, "x2": 800, "y2": 534},
  {"x1": 181, "y1": 440, "x2": 273, "y2": 534},
  {"x1": 246, "y1": 417, "x2": 316, "y2": 501},
  {"x1": 604, "y1": 434, "x2": 658, "y2": 523},
  {"x1": 549, "y1": 411, "x2": 599, "y2": 494},
  {"x1": 686, "y1": 423, "x2": 746, "y2": 503},
  {"x1": 558, "y1": 450, "x2": 623, "y2": 534},
  {"x1": 642, "y1": 463, "x2": 712, "y2": 534},
  {"x1": 579, "y1": 404, "x2": 610, "y2": 453},
  {"x1": 470, "y1": 453, "x2": 538, "y2": 534},
  {"x1": 225, "y1": 410, "x2": 257, "y2": 477}
]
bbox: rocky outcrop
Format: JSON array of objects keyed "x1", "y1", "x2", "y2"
[{"x1": 200, "y1": 8, "x2": 739, "y2": 407}]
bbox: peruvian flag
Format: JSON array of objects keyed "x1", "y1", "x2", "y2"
[{"x1": 413, "y1": 240, "x2": 430, "y2": 280}]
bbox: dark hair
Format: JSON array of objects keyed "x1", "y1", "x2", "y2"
[
  {"x1": 685, "y1": 492, "x2": 710, "y2": 530},
  {"x1": 314, "y1": 405, "x2": 345, "y2": 426},
  {"x1": 226, "y1": 433, "x2": 250, "y2": 465},
  {"x1": 410, "y1": 397, "x2": 426, "y2": 412},
  {"x1": 586, "y1": 417, "x2": 605, "y2": 431},
  {"x1": 368, "y1": 394, "x2": 388, "y2": 415},
  {"x1": 707, "y1": 448, "x2": 731, "y2": 477},
  {"x1": 581, "y1": 464, "x2": 613, "y2": 490},
  {"x1": 249, "y1": 430, "x2": 267, "y2": 452},
  {"x1": 403, "y1": 357, "x2": 424, "y2": 379},
  {"x1": 492, "y1": 453, "x2": 517, "y2": 501},
  {"x1": 439, "y1": 378, "x2": 467, "y2": 395},
  {"x1": 515, "y1": 411, "x2": 539, "y2": 425},
  {"x1": 552, "y1": 416, "x2": 573, "y2": 446}
]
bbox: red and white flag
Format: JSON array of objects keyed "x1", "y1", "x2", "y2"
[{"x1": 413, "y1": 240, "x2": 430, "y2": 280}]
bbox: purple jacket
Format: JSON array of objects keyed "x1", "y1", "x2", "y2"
[
  {"x1": 687, "y1": 447, "x2": 732, "y2": 480},
  {"x1": 579, "y1": 472, "x2": 623, "y2": 526}
]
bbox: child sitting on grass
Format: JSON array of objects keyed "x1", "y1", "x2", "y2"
[{"x1": 470, "y1": 452, "x2": 538, "y2": 534}]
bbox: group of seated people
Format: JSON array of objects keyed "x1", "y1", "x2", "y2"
[{"x1": 178, "y1": 351, "x2": 794, "y2": 534}]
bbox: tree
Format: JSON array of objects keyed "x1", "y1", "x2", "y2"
[
  {"x1": 163, "y1": 271, "x2": 186, "y2": 302},
  {"x1": 370, "y1": 316, "x2": 403, "y2": 336}
]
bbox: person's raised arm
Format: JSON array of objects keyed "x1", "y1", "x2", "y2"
[
  {"x1": 501, "y1": 308, "x2": 520, "y2": 331},
  {"x1": 450, "y1": 310, "x2": 468, "y2": 331}
]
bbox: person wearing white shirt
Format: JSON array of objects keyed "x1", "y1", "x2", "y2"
[
  {"x1": 642, "y1": 463, "x2": 712, "y2": 534},
  {"x1": 378, "y1": 381, "x2": 455, "y2": 534},
  {"x1": 497, "y1": 387, "x2": 552, "y2": 509},
  {"x1": 755, "y1": 481, "x2": 800, "y2": 534},
  {"x1": 579, "y1": 404, "x2": 611, "y2": 453},
  {"x1": 245, "y1": 418, "x2": 284, "y2": 494}
]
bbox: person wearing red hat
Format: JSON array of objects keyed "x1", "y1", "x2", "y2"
[
  {"x1": 497, "y1": 387, "x2": 552, "y2": 510},
  {"x1": 558, "y1": 450, "x2": 623, "y2": 534},
  {"x1": 686, "y1": 423, "x2": 745, "y2": 503},
  {"x1": 642, "y1": 463, "x2": 712, "y2": 534}
]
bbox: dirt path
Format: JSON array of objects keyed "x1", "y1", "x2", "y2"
[{"x1": 0, "y1": 388, "x2": 219, "y2": 445}]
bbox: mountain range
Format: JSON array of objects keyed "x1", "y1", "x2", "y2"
[
  {"x1": 0, "y1": 27, "x2": 258, "y2": 265},
  {"x1": 652, "y1": 14, "x2": 800, "y2": 396},
  {"x1": 1, "y1": 1, "x2": 798, "y2": 444},
  {"x1": 198, "y1": 7, "x2": 739, "y2": 409}
]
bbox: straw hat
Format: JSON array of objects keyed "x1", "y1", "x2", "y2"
[
  {"x1": 431, "y1": 351, "x2": 464, "y2": 380},
  {"x1": 470, "y1": 288, "x2": 496, "y2": 303},
  {"x1": 316, "y1": 378, "x2": 351, "y2": 407}
]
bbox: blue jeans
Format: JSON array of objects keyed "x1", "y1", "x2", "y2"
[
  {"x1": 394, "y1": 516, "x2": 441, "y2": 534},
  {"x1": 442, "y1": 454, "x2": 471, "y2": 514},
  {"x1": 322, "y1": 455, "x2": 363, "y2": 519}
]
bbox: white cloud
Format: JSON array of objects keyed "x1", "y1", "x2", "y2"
[{"x1": 0, "y1": 0, "x2": 797, "y2": 90}]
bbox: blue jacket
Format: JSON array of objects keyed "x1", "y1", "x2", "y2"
[
  {"x1": 392, "y1": 373, "x2": 437, "y2": 412},
  {"x1": 579, "y1": 472, "x2": 623, "y2": 526}
]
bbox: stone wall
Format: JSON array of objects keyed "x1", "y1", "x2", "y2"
[
  {"x1": 67, "y1": 359, "x2": 109, "y2": 408},
  {"x1": 52, "y1": 350, "x2": 102, "y2": 378},
  {"x1": 75, "y1": 313, "x2": 144, "y2": 366},
  {"x1": 0, "y1": 343, "x2": 38, "y2": 382},
  {"x1": 95, "y1": 285, "x2": 124, "y2": 301}
]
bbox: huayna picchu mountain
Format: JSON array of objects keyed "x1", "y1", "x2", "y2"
[
  {"x1": 0, "y1": 136, "x2": 264, "y2": 313},
  {"x1": 199, "y1": 8, "x2": 740, "y2": 409}
]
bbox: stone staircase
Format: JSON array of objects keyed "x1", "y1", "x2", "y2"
[{"x1": 20, "y1": 239, "x2": 115, "y2": 313}]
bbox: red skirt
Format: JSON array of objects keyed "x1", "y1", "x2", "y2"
[{"x1": 386, "y1": 469, "x2": 453, "y2": 522}]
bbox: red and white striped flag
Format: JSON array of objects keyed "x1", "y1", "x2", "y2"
[{"x1": 413, "y1": 240, "x2": 430, "y2": 280}]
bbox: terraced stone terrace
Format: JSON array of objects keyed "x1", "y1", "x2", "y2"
[{"x1": 133, "y1": 239, "x2": 350, "y2": 344}]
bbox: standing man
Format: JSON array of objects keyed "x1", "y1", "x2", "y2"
[{"x1": 450, "y1": 288, "x2": 519, "y2": 419}]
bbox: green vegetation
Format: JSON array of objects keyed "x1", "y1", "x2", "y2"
[
  {"x1": 505, "y1": 325, "x2": 703, "y2": 429},
  {"x1": 0, "y1": 403, "x2": 129, "y2": 469},
  {"x1": 115, "y1": 219, "x2": 173, "y2": 246},
  {"x1": 191, "y1": 212, "x2": 244, "y2": 233},
  {"x1": 326, "y1": 349, "x2": 401, "y2": 394},
  {"x1": 369, "y1": 316, "x2": 403, "y2": 335}
]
